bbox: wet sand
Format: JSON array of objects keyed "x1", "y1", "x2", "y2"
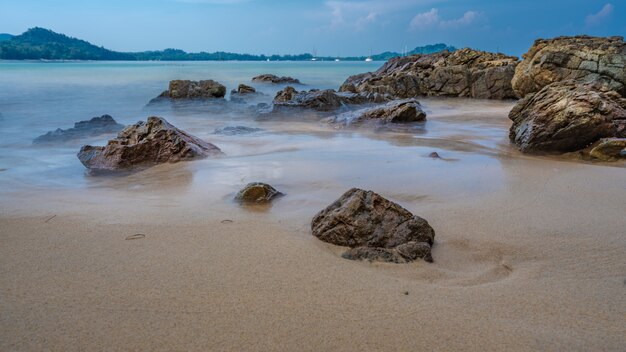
[{"x1": 1, "y1": 98, "x2": 625, "y2": 351}]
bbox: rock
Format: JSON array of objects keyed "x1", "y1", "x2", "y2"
[
  {"x1": 156, "y1": 79, "x2": 226, "y2": 100},
  {"x1": 327, "y1": 99, "x2": 426, "y2": 125},
  {"x1": 587, "y1": 138, "x2": 626, "y2": 161},
  {"x1": 252, "y1": 74, "x2": 301, "y2": 84},
  {"x1": 340, "y1": 48, "x2": 519, "y2": 100},
  {"x1": 272, "y1": 87, "x2": 389, "y2": 112},
  {"x1": 509, "y1": 81, "x2": 626, "y2": 153},
  {"x1": 214, "y1": 126, "x2": 262, "y2": 135},
  {"x1": 235, "y1": 182, "x2": 283, "y2": 203},
  {"x1": 428, "y1": 152, "x2": 441, "y2": 159},
  {"x1": 232, "y1": 84, "x2": 256, "y2": 94},
  {"x1": 512, "y1": 36, "x2": 626, "y2": 98},
  {"x1": 34, "y1": 115, "x2": 124, "y2": 144},
  {"x1": 77, "y1": 116, "x2": 222, "y2": 172},
  {"x1": 311, "y1": 188, "x2": 435, "y2": 263}
]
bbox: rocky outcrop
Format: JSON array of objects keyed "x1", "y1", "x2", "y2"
[
  {"x1": 231, "y1": 84, "x2": 256, "y2": 95},
  {"x1": 235, "y1": 182, "x2": 283, "y2": 203},
  {"x1": 512, "y1": 36, "x2": 626, "y2": 98},
  {"x1": 327, "y1": 99, "x2": 426, "y2": 125},
  {"x1": 34, "y1": 115, "x2": 124, "y2": 144},
  {"x1": 77, "y1": 116, "x2": 222, "y2": 172},
  {"x1": 156, "y1": 80, "x2": 226, "y2": 99},
  {"x1": 339, "y1": 48, "x2": 519, "y2": 99},
  {"x1": 587, "y1": 138, "x2": 626, "y2": 161},
  {"x1": 311, "y1": 188, "x2": 435, "y2": 263},
  {"x1": 272, "y1": 87, "x2": 389, "y2": 112},
  {"x1": 508, "y1": 81, "x2": 626, "y2": 153},
  {"x1": 252, "y1": 74, "x2": 301, "y2": 84}
]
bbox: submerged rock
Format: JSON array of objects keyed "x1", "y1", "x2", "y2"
[
  {"x1": 34, "y1": 115, "x2": 124, "y2": 144},
  {"x1": 587, "y1": 138, "x2": 626, "y2": 161},
  {"x1": 252, "y1": 74, "x2": 301, "y2": 84},
  {"x1": 235, "y1": 182, "x2": 283, "y2": 203},
  {"x1": 327, "y1": 99, "x2": 426, "y2": 125},
  {"x1": 311, "y1": 188, "x2": 435, "y2": 263},
  {"x1": 155, "y1": 79, "x2": 226, "y2": 100},
  {"x1": 77, "y1": 116, "x2": 222, "y2": 172},
  {"x1": 512, "y1": 36, "x2": 626, "y2": 98},
  {"x1": 340, "y1": 48, "x2": 519, "y2": 100},
  {"x1": 213, "y1": 126, "x2": 262, "y2": 135},
  {"x1": 232, "y1": 84, "x2": 256, "y2": 94},
  {"x1": 272, "y1": 86, "x2": 389, "y2": 112},
  {"x1": 508, "y1": 81, "x2": 626, "y2": 153}
]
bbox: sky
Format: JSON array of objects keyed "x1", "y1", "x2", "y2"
[{"x1": 1, "y1": 0, "x2": 624, "y2": 57}]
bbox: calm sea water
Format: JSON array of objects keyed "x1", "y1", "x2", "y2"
[{"x1": 3, "y1": 60, "x2": 606, "y2": 218}]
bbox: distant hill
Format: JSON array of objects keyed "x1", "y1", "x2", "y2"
[
  {"x1": 0, "y1": 27, "x2": 455, "y2": 61},
  {"x1": 0, "y1": 27, "x2": 134, "y2": 60}
]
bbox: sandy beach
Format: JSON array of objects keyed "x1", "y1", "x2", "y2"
[{"x1": 1, "y1": 95, "x2": 625, "y2": 350}]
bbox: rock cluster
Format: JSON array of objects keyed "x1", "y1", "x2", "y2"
[
  {"x1": 339, "y1": 48, "x2": 519, "y2": 99},
  {"x1": 77, "y1": 116, "x2": 222, "y2": 172},
  {"x1": 252, "y1": 74, "x2": 301, "y2": 84},
  {"x1": 231, "y1": 84, "x2": 256, "y2": 95},
  {"x1": 34, "y1": 115, "x2": 124, "y2": 144},
  {"x1": 327, "y1": 99, "x2": 426, "y2": 125},
  {"x1": 509, "y1": 36, "x2": 626, "y2": 155},
  {"x1": 272, "y1": 86, "x2": 389, "y2": 112},
  {"x1": 512, "y1": 36, "x2": 626, "y2": 98},
  {"x1": 157, "y1": 80, "x2": 226, "y2": 99},
  {"x1": 311, "y1": 188, "x2": 435, "y2": 263}
]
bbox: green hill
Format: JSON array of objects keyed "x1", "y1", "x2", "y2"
[
  {"x1": 0, "y1": 27, "x2": 134, "y2": 60},
  {"x1": 0, "y1": 27, "x2": 455, "y2": 61}
]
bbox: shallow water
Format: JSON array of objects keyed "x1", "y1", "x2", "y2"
[{"x1": 0, "y1": 60, "x2": 623, "y2": 217}]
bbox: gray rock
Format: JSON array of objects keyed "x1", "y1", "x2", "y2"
[
  {"x1": 155, "y1": 79, "x2": 226, "y2": 100},
  {"x1": 252, "y1": 74, "x2": 301, "y2": 84},
  {"x1": 34, "y1": 115, "x2": 124, "y2": 144},
  {"x1": 311, "y1": 188, "x2": 435, "y2": 263},
  {"x1": 327, "y1": 99, "x2": 426, "y2": 125},
  {"x1": 272, "y1": 87, "x2": 389, "y2": 112}
]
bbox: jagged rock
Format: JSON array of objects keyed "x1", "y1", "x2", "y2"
[
  {"x1": 155, "y1": 79, "x2": 226, "y2": 100},
  {"x1": 232, "y1": 84, "x2": 256, "y2": 94},
  {"x1": 339, "y1": 48, "x2": 519, "y2": 99},
  {"x1": 512, "y1": 36, "x2": 626, "y2": 98},
  {"x1": 252, "y1": 74, "x2": 301, "y2": 84},
  {"x1": 272, "y1": 87, "x2": 389, "y2": 112},
  {"x1": 77, "y1": 116, "x2": 222, "y2": 172},
  {"x1": 311, "y1": 188, "x2": 435, "y2": 263},
  {"x1": 214, "y1": 126, "x2": 262, "y2": 135},
  {"x1": 34, "y1": 115, "x2": 124, "y2": 144},
  {"x1": 235, "y1": 182, "x2": 283, "y2": 203},
  {"x1": 587, "y1": 138, "x2": 626, "y2": 161},
  {"x1": 327, "y1": 99, "x2": 426, "y2": 125},
  {"x1": 508, "y1": 81, "x2": 626, "y2": 153}
]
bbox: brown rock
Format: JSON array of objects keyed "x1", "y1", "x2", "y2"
[
  {"x1": 587, "y1": 138, "x2": 626, "y2": 161},
  {"x1": 77, "y1": 116, "x2": 222, "y2": 172},
  {"x1": 235, "y1": 182, "x2": 283, "y2": 203},
  {"x1": 232, "y1": 84, "x2": 256, "y2": 94},
  {"x1": 272, "y1": 87, "x2": 389, "y2": 112},
  {"x1": 508, "y1": 81, "x2": 626, "y2": 153},
  {"x1": 512, "y1": 36, "x2": 626, "y2": 98},
  {"x1": 339, "y1": 48, "x2": 519, "y2": 99},
  {"x1": 157, "y1": 79, "x2": 226, "y2": 99},
  {"x1": 252, "y1": 74, "x2": 301, "y2": 84},
  {"x1": 311, "y1": 188, "x2": 435, "y2": 263}
]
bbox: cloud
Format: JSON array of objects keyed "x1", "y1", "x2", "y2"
[
  {"x1": 325, "y1": 0, "x2": 431, "y2": 30},
  {"x1": 585, "y1": 3, "x2": 613, "y2": 26},
  {"x1": 410, "y1": 8, "x2": 482, "y2": 30}
]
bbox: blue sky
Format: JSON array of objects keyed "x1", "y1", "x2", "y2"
[{"x1": 1, "y1": 0, "x2": 624, "y2": 56}]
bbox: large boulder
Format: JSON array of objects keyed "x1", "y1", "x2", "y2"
[
  {"x1": 77, "y1": 116, "x2": 222, "y2": 172},
  {"x1": 311, "y1": 188, "x2": 435, "y2": 263},
  {"x1": 339, "y1": 48, "x2": 519, "y2": 99},
  {"x1": 508, "y1": 81, "x2": 626, "y2": 153},
  {"x1": 34, "y1": 115, "x2": 124, "y2": 144},
  {"x1": 157, "y1": 80, "x2": 226, "y2": 99},
  {"x1": 252, "y1": 74, "x2": 301, "y2": 84},
  {"x1": 272, "y1": 87, "x2": 389, "y2": 112},
  {"x1": 327, "y1": 99, "x2": 426, "y2": 125},
  {"x1": 512, "y1": 36, "x2": 626, "y2": 98}
]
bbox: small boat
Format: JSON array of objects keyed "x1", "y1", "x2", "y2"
[
  {"x1": 365, "y1": 57, "x2": 373, "y2": 62},
  {"x1": 334, "y1": 58, "x2": 340, "y2": 62}
]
